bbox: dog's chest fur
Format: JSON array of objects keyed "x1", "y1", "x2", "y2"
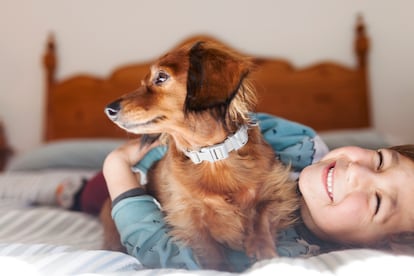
[
  {"x1": 148, "y1": 162, "x2": 255, "y2": 249},
  {"x1": 145, "y1": 131, "x2": 289, "y2": 250}
]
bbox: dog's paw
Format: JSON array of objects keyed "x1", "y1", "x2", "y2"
[{"x1": 244, "y1": 236, "x2": 278, "y2": 262}]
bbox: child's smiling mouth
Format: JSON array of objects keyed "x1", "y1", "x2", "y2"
[{"x1": 326, "y1": 163, "x2": 335, "y2": 201}]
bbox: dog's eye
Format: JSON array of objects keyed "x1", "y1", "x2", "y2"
[{"x1": 154, "y1": 71, "x2": 169, "y2": 85}]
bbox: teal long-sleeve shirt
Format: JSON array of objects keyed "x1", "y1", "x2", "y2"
[{"x1": 111, "y1": 113, "x2": 329, "y2": 271}]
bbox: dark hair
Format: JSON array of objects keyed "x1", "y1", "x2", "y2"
[
  {"x1": 389, "y1": 144, "x2": 414, "y2": 161},
  {"x1": 384, "y1": 145, "x2": 414, "y2": 253}
]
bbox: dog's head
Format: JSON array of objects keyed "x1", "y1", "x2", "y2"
[{"x1": 105, "y1": 40, "x2": 257, "y2": 147}]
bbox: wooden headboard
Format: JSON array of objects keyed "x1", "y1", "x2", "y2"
[{"x1": 43, "y1": 16, "x2": 370, "y2": 142}]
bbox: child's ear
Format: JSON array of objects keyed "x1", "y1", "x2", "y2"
[{"x1": 185, "y1": 41, "x2": 251, "y2": 113}]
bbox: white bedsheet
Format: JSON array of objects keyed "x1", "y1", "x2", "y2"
[{"x1": 1, "y1": 173, "x2": 414, "y2": 275}]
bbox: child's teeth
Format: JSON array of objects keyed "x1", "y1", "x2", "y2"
[{"x1": 327, "y1": 168, "x2": 334, "y2": 198}]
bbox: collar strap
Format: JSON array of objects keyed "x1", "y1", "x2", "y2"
[{"x1": 183, "y1": 125, "x2": 249, "y2": 164}]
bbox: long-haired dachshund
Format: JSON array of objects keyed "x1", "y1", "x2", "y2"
[{"x1": 104, "y1": 39, "x2": 299, "y2": 270}]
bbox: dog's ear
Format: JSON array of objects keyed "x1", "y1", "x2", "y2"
[{"x1": 185, "y1": 41, "x2": 251, "y2": 114}]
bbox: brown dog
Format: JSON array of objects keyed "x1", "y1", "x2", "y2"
[{"x1": 104, "y1": 40, "x2": 299, "y2": 270}]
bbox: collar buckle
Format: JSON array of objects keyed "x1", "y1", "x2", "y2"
[{"x1": 184, "y1": 125, "x2": 249, "y2": 164}]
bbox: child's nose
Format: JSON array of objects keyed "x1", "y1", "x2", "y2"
[{"x1": 345, "y1": 162, "x2": 375, "y2": 191}]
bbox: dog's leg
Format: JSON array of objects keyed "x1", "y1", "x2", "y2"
[
  {"x1": 193, "y1": 233, "x2": 232, "y2": 271},
  {"x1": 244, "y1": 204, "x2": 278, "y2": 261},
  {"x1": 100, "y1": 198, "x2": 126, "y2": 252}
]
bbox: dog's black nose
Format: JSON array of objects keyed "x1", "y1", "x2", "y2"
[{"x1": 105, "y1": 99, "x2": 121, "y2": 121}]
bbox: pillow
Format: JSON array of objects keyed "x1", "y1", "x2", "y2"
[
  {"x1": 0, "y1": 170, "x2": 95, "y2": 207},
  {"x1": 6, "y1": 139, "x2": 125, "y2": 171},
  {"x1": 319, "y1": 129, "x2": 390, "y2": 150}
]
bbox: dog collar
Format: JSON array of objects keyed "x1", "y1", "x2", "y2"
[{"x1": 183, "y1": 125, "x2": 249, "y2": 164}]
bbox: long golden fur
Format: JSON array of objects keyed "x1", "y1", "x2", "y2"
[{"x1": 104, "y1": 40, "x2": 300, "y2": 270}]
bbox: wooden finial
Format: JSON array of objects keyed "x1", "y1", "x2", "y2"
[
  {"x1": 355, "y1": 14, "x2": 369, "y2": 68},
  {"x1": 0, "y1": 122, "x2": 13, "y2": 171},
  {"x1": 43, "y1": 33, "x2": 57, "y2": 90},
  {"x1": 43, "y1": 33, "x2": 57, "y2": 141}
]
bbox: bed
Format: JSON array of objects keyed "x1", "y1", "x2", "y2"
[{"x1": 0, "y1": 15, "x2": 409, "y2": 275}]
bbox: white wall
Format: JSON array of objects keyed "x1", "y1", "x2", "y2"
[{"x1": 1, "y1": 0, "x2": 413, "y2": 153}]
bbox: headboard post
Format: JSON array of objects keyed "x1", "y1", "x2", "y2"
[
  {"x1": 354, "y1": 14, "x2": 371, "y2": 126},
  {"x1": 43, "y1": 33, "x2": 57, "y2": 93},
  {"x1": 43, "y1": 33, "x2": 57, "y2": 140},
  {"x1": 355, "y1": 14, "x2": 369, "y2": 69}
]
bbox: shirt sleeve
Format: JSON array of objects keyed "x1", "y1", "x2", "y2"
[
  {"x1": 254, "y1": 112, "x2": 329, "y2": 170},
  {"x1": 112, "y1": 195, "x2": 201, "y2": 270}
]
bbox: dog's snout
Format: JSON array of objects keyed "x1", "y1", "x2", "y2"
[{"x1": 105, "y1": 99, "x2": 122, "y2": 121}]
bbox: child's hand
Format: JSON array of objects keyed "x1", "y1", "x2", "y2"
[{"x1": 103, "y1": 137, "x2": 161, "y2": 200}]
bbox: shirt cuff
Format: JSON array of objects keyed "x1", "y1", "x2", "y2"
[{"x1": 112, "y1": 187, "x2": 146, "y2": 207}]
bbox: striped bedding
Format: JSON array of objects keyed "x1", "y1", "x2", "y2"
[{"x1": 1, "y1": 172, "x2": 414, "y2": 275}]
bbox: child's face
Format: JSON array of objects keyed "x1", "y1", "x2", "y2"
[{"x1": 299, "y1": 146, "x2": 414, "y2": 245}]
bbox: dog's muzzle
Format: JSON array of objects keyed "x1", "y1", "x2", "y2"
[{"x1": 105, "y1": 99, "x2": 122, "y2": 121}]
